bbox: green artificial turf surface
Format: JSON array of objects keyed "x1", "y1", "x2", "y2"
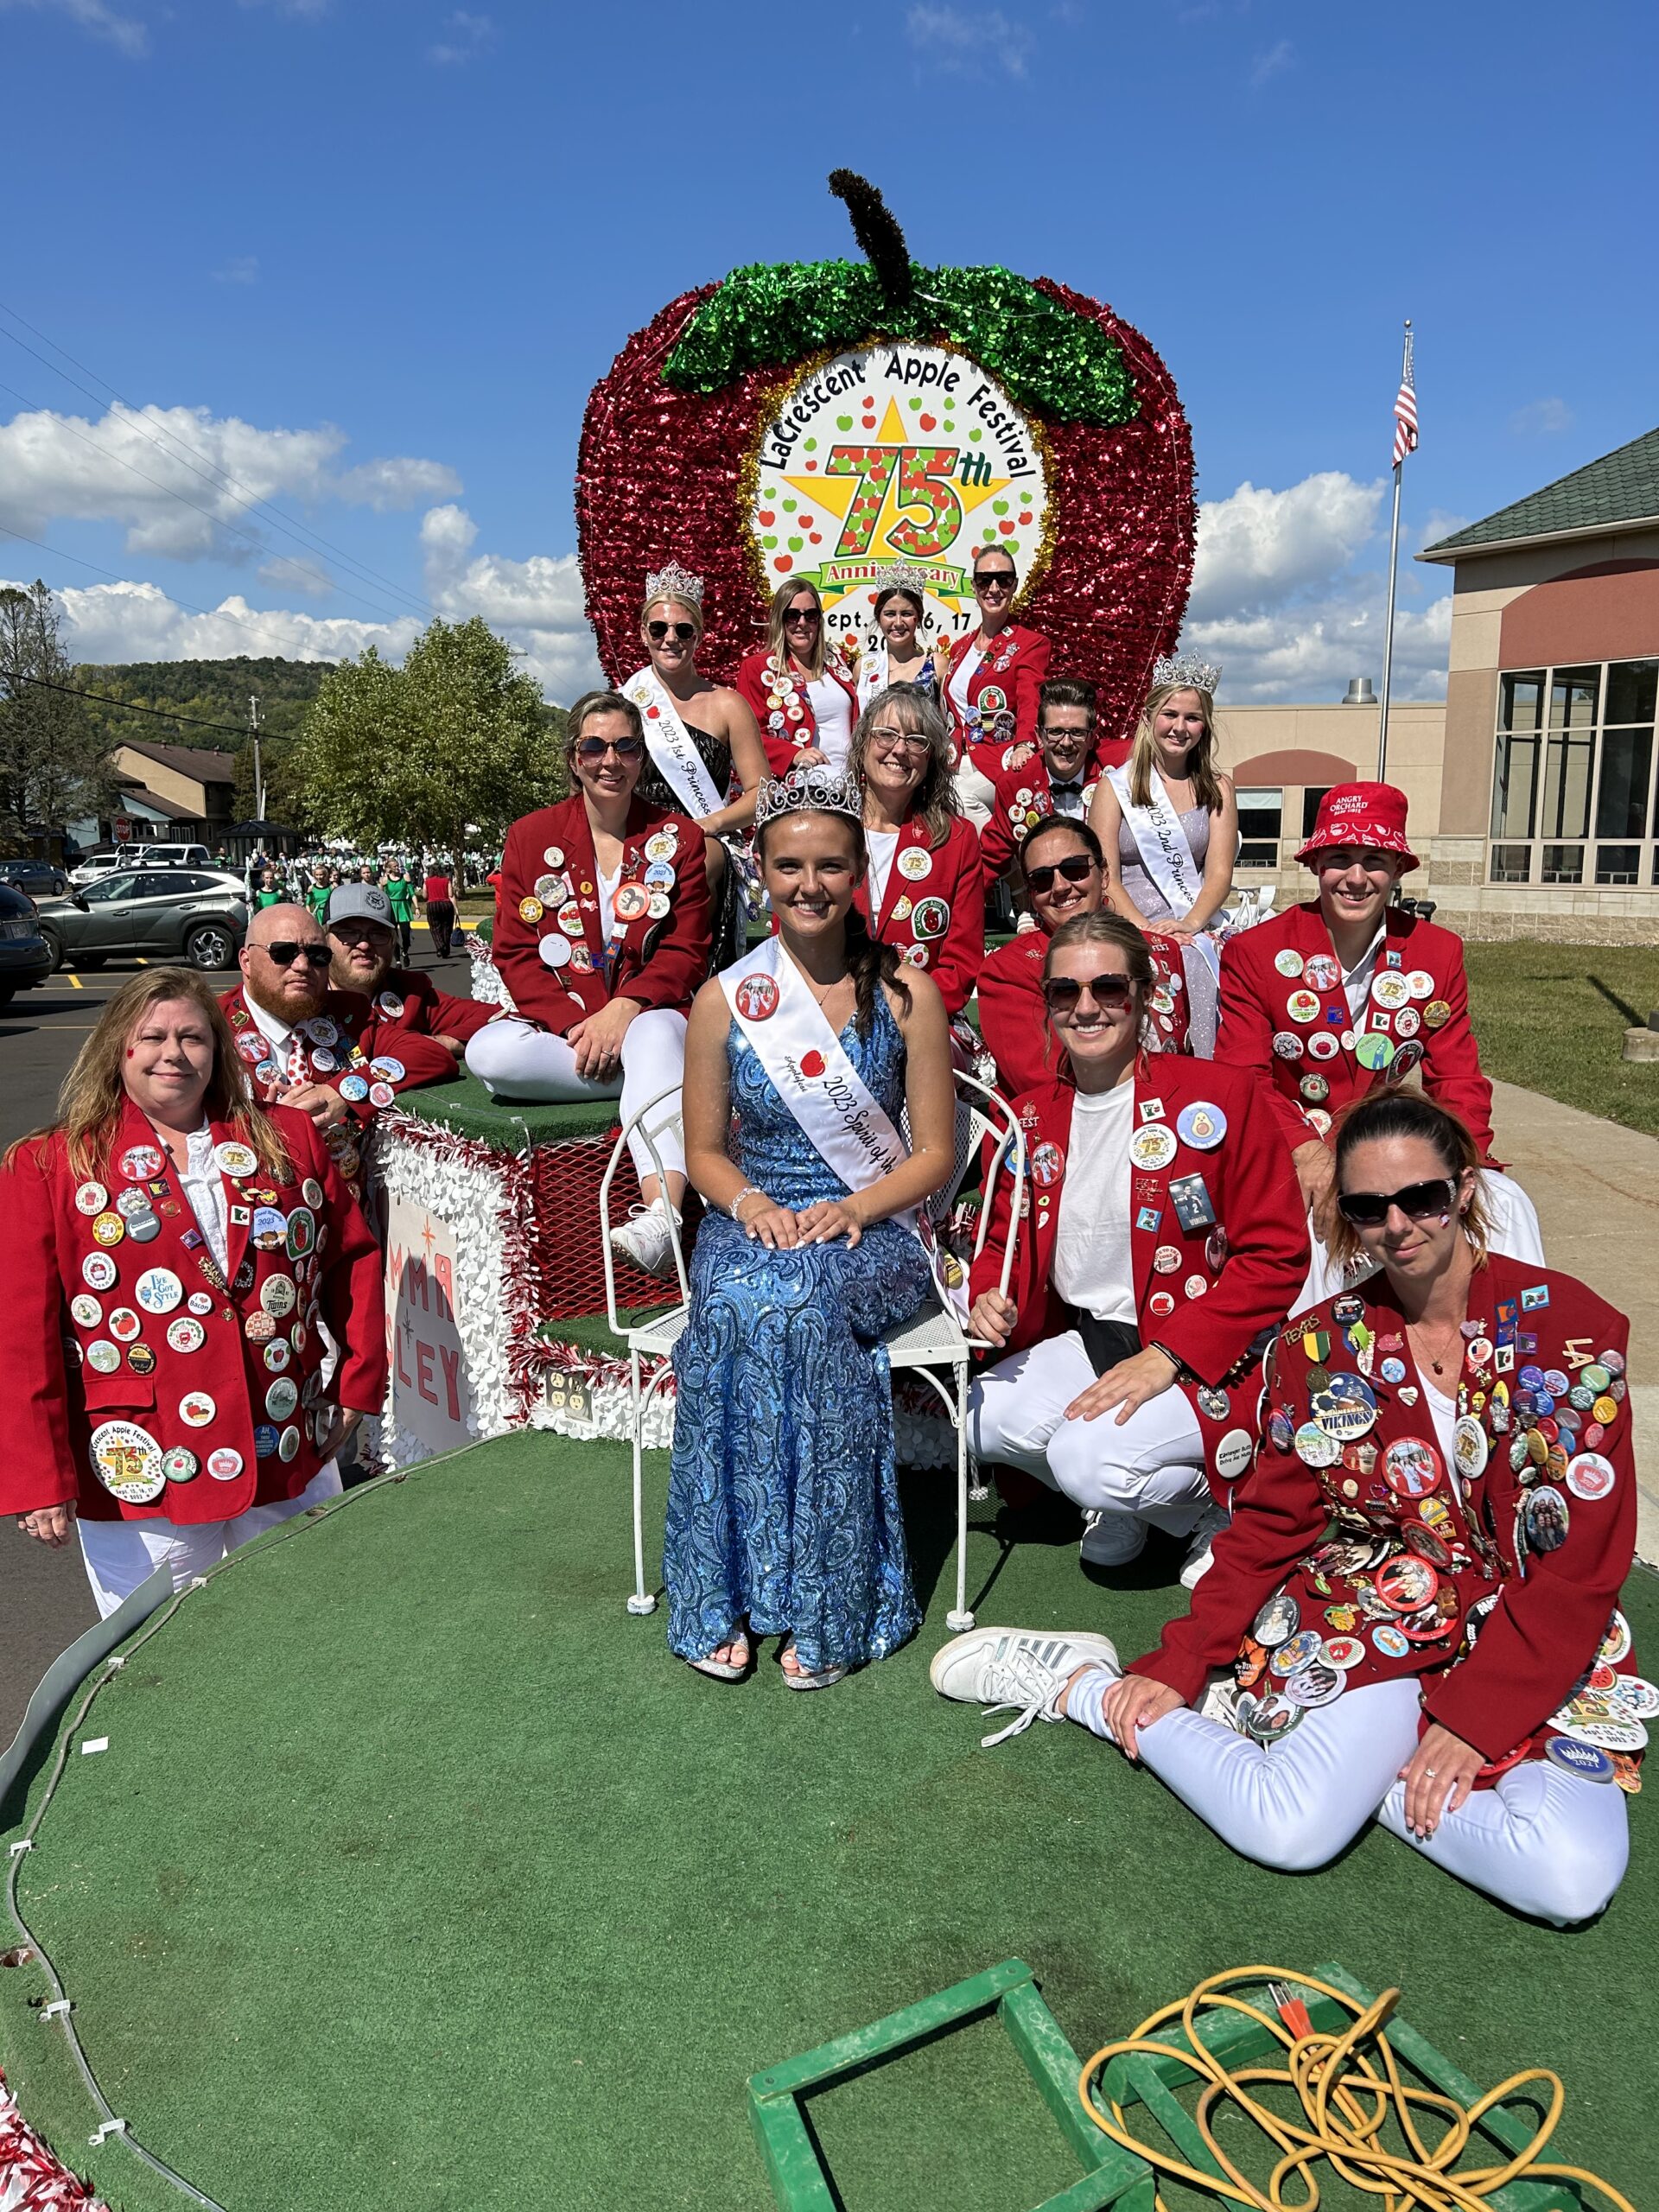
[
  {"x1": 393, "y1": 1067, "x2": 622, "y2": 1145},
  {"x1": 1465, "y1": 942, "x2": 1659, "y2": 1138},
  {"x1": 3, "y1": 1436, "x2": 1654, "y2": 2212}
]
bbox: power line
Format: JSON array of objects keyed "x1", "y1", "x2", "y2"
[{"x1": 3, "y1": 669, "x2": 270, "y2": 741}]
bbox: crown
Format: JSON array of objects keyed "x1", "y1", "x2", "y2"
[
  {"x1": 644, "y1": 559, "x2": 705, "y2": 607},
  {"x1": 1153, "y1": 651, "x2": 1222, "y2": 697},
  {"x1": 753, "y1": 762, "x2": 863, "y2": 830},
  {"x1": 873, "y1": 561, "x2": 930, "y2": 598}
]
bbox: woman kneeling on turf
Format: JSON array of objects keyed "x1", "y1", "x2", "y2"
[{"x1": 934, "y1": 1091, "x2": 1642, "y2": 1927}]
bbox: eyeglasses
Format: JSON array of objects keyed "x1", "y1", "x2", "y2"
[
  {"x1": 646, "y1": 620, "x2": 697, "y2": 644},
  {"x1": 258, "y1": 941, "x2": 333, "y2": 969},
  {"x1": 784, "y1": 607, "x2": 821, "y2": 626},
  {"x1": 1335, "y1": 1177, "x2": 1459, "y2": 1229},
  {"x1": 1041, "y1": 970, "x2": 1134, "y2": 1014},
  {"x1": 870, "y1": 728, "x2": 931, "y2": 754},
  {"x1": 575, "y1": 735, "x2": 645, "y2": 761},
  {"x1": 974, "y1": 569, "x2": 1016, "y2": 593},
  {"x1": 1025, "y1": 853, "x2": 1096, "y2": 893}
]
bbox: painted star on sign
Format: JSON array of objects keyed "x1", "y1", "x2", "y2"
[{"x1": 776, "y1": 397, "x2": 1018, "y2": 568}]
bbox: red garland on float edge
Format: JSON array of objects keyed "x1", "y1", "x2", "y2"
[{"x1": 576, "y1": 278, "x2": 1194, "y2": 746}]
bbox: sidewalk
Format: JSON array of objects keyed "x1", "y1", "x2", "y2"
[{"x1": 1491, "y1": 1079, "x2": 1659, "y2": 1563}]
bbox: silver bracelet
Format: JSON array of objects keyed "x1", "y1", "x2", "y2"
[{"x1": 729, "y1": 1185, "x2": 768, "y2": 1221}]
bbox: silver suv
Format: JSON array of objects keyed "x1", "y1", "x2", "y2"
[{"x1": 37, "y1": 868, "x2": 248, "y2": 972}]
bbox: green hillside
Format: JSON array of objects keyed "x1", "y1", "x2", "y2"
[{"x1": 70, "y1": 655, "x2": 332, "y2": 754}]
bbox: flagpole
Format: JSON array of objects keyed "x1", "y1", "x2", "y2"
[{"x1": 1376, "y1": 317, "x2": 1411, "y2": 781}]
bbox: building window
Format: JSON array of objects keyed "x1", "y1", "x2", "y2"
[
  {"x1": 1488, "y1": 658, "x2": 1658, "y2": 887},
  {"x1": 1236, "y1": 788, "x2": 1282, "y2": 868},
  {"x1": 1301, "y1": 787, "x2": 1332, "y2": 838}
]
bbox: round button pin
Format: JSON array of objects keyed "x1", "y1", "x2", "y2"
[
  {"x1": 207, "y1": 1446, "x2": 244, "y2": 1481},
  {"x1": 179, "y1": 1391, "x2": 217, "y2": 1427}
]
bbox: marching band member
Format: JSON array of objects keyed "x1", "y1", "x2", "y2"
[
  {"x1": 933, "y1": 1092, "x2": 1638, "y2": 1928},
  {"x1": 847, "y1": 564, "x2": 947, "y2": 711},
  {"x1": 977, "y1": 817, "x2": 1190, "y2": 1096},
  {"x1": 325, "y1": 880, "x2": 495, "y2": 1060},
  {"x1": 1215, "y1": 781, "x2": 1543, "y2": 1300},
  {"x1": 979, "y1": 679, "x2": 1117, "y2": 888},
  {"x1": 937, "y1": 544, "x2": 1052, "y2": 828},
  {"x1": 466, "y1": 690, "x2": 711, "y2": 1278},
  {"x1": 735, "y1": 579, "x2": 861, "y2": 778},
  {"x1": 968, "y1": 912, "x2": 1306, "y2": 1580},
  {"x1": 850, "y1": 684, "x2": 984, "y2": 1020},
  {"x1": 621, "y1": 562, "x2": 770, "y2": 968},
  {"x1": 223, "y1": 903, "x2": 457, "y2": 1198},
  {"x1": 3, "y1": 969, "x2": 385, "y2": 1617},
  {"x1": 665, "y1": 761, "x2": 955, "y2": 1688},
  {"x1": 1088, "y1": 656, "x2": 1240, "y2": 1056}
]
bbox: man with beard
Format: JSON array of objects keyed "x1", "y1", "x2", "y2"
[{"x1": 325, "y1": 882, "x2": 495, "y2": 1060}]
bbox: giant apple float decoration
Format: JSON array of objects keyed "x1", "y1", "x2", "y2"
[{"x1": 577, "y1": 172, "x2": 1194, "y2": 741}]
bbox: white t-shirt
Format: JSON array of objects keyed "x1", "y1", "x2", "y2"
[
  {"x1": 597, "y1": 864, "x2": 620, "y2": 942},
  {"x1": 947, "y1": 640, "x2": 984, "y2": 738},
  {"x1": 1052, "y1": 1082, "x2": 1136, "y2": 1324},
  {"x1": 806, "y1": 674, "x2": 854, "y2": 767},
  {"x1": 865, "y1": 828, "x2": 899, "y2": 918},
  {"x1": 1422, "y1": 1377, "x2": 1459, "y2": 1471}
]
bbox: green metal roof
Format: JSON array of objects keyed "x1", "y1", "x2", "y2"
[{"x1": 1419, "y1": 425, "x2": 1659, "y2": 562}]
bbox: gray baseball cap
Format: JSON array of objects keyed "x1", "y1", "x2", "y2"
[{"x1": 327, "y1": 881, "x2": 395, "y2": 929}]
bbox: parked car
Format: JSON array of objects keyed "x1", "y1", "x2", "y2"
[
  {"x1": 69, "y1": 842, "x2": 212, "y2": 887},
  {"x1": 0, "y1": 882, "x2": 54, "y2": 1003},
  {"x1": 0, "y1": 858, "x2": 70, "y2": 899},
  {"x1": 37, "y1": 869, "x2": 249, "y2": 973}
]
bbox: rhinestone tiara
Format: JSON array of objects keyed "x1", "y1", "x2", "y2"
[
  {"x1": 873, "y1": 561, "x2": 930, "y2": 598},
  {"x1": 753, "y1": 762, "x2": 863, "y2": 830},
  {"x1": 1153, "y1": 651, "x2": 1222, "y2": 696},
  {"x1": 644, "y1": 559, "x2": 705, "y2": 607}
]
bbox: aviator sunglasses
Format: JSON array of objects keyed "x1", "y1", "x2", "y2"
[
  {"x1": 1041, "y1": 969, "x2": 1134, "y2": 1015},
  {"x1": 257, "y1": 941, "x2": 333, "y2": 969},
  {"x1": 1335, "y1": 1176, "x2": 1459, "y2": 1229},
  {"x1": 1025, "y1": 853, "x2": 1096, "y2": 894},
  {"x1": 647, "y1": 620, "x2": 697, "y2": 643}
]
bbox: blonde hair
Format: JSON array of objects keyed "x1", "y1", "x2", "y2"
[
  {"x1": 766, "y1": 577, "x2": 827, "y2": 679},
  {"x1": 850, "y1": 683, "x2": 959, "y2": 851},
  {"x1": 7, "y1": 967, "x2": 293, "y2": 1182},
  {"x1": 1328, "y1": 1091, "x2": 1491, "y2": 1270},
  {"x1": 1129, "y1": 682, "x2": 1224, "y2": 813},
  {"x1": 641, "y1": 591, "x2": 704, "y2": 648}
]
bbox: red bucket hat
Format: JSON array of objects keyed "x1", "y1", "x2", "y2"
[{"x1": 1295, "y1": 782, "x2": 1419, "y2": 872}]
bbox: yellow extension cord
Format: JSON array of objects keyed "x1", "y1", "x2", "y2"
[{"x1": 1075, "y1": 1966, "x2": 1637, "y2": 2212}]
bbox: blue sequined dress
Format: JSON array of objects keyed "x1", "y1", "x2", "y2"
[{"x1": 664, "y1": 995, "x2": 929, "y2": 1671}]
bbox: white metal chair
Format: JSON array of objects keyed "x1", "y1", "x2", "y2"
[{"x1": 601, "y1": 1071, "x2": 1026, "y2": 1632}]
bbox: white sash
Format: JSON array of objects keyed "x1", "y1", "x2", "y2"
[
  {"x1": 622, "y1": 668, "x2": 724, "y2": 819},
  {"x1": 1107, "y1": 765, "x2": 1223, "y2": 982},
  {"x1": 855, "y1": 639, "x2": 888, "y2": 711},
  {"x1": 718, "y1": 936, "x2": 965, "y2": 1313}
]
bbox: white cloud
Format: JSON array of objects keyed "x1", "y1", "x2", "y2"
[
  {"x1": 0, "y1": 401, "x2": 462, "y2": 564},
  {"x1": 906, "y1": 3, "x2": 1031, "y2": 77},
  {"x1": 1509, "y1": 396, "x2": 1573, "y2": 436},
  {"x1": 428, "y1": 7, "x2": 493, "y2": 61},
  {"x1": 421, "y1": 503, "x2": 604, "y2": 701},
  {"x1": 7, "y1": 576, "x2": 421, "y2": 668},
  {"x1": 1184, "y1": 472, "x2": 1450, "y2": 703},
  {"x1": 257, "y1": 553, "x2": 333, "y2": 598},
  {"x1": 0, "y1": 0, "x2": 147, "y2": 54},
  {"x1": 212, "y1": 256, "x2": 260, "y2": 286},
  {"x1": 1249, "y1": 37, "x2": 1294, "y2": 86}
]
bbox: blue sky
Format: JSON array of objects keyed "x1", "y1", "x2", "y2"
[{"x1": 2, "y1": 0, "x2": 1655, "y2": 702}]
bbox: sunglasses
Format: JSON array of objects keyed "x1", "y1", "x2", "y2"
[
  {"x1": 646, "y1": 620, "x2": 697, "y2": 643},
  {"x1": 575, "y1": 735, "x2": 645, "y2": 761},
  {"x1": 1334, "y1": 1177, "x2": 1458, "y2": 1229},
  {"x1": 1042, "y1": 970, "x2": 1134, "y2": 1014},
  {"x1": 258, "y1": 941, "x2": 332, "y2": 969},
  {"x1": 974, "y1": 570, "x2": 1016, "y2": 592},
  {"x1": 784, "y1": 607, "x2": 821, "y2": 626},
  {"x1": 1025, "y1": 853, "x2": 1096, "y2": 893}
]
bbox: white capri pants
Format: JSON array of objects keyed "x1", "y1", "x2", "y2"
[
  {"x1": 464, "y1": 1009, "x2": 688, "y2": 1183},
  {"x1": 1066, "y1": 1670, "x2": 1629, "y2": 1927},
  {"x1": 78, "y1": 1461, "x2": 343, "y2": 1620},
  {"x1": 970, "y1": 1331, "x2": 1210, "y2": 1536},
  {"x1": 1299, "y1": 1166, "x2": 1543, "y2": 1312},
  {"x1": 952, "y1": 755, "x2": 999, "y2": 831}
]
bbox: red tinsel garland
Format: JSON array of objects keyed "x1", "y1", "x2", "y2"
[{"x1": 0, "y1": 2068, "x2": 108, "y2": 2209}]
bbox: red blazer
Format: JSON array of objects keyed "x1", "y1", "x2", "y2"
[
  {"x1": 938, "y1": 624, "x2": 1051, "y2": 761},
  {"x1": 1216, "y1": 902, "x2": 1496, "y2": 1164},
  {"x1": 976, "y1": 928, "x2": 1192, "y2": 1096},
  {"x1": 493, "y1": 793, "x2": 710, "y2": 1034},
  {"x1": 734, "y1": 648, "x2": 861, "y2": 779},
  {"x1": 979, "y1": 755, "x2": 1103, "y2": 881},
  {"x1": 969, "y1": 1059, "x2": 1308, "y2": 1491},
  {"x1": 369, "y1": 966, "x2": 495, "y2": 1046},
  {"x1": 219, "y1": 984, "x2": 457, "y2": 1125},
  {"x1": 854, "y1": 814, "x2": 984, "y2": 1017},
  {"x1": 1, "y1": 1100, "x2": 385, "y2": 1525},
  {"x1": 1128, "y1": 1257, "x2": 1638, "y2": 1775}
]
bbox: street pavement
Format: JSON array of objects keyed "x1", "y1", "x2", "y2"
[{"x1": 0, "y1": 938, "x2": 476, "y2": 1747}]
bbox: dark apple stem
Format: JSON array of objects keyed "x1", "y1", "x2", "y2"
[{"x1": 827, "y1": 170, "x2": 914, "y2": 314}]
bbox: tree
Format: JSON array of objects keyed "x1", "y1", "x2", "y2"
[
  {"x1": 0, "y1": 582, "x2": 113, "y2": 849},
  {"x1": 293, "y1": 618, "x2": 563, "y2": 856}
]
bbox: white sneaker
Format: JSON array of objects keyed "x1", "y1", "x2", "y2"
[
  {"x1": 1079, "y1": 1509, "x2": 1147, "y2": 1567},
  {"x1": 1179, "y1": 1502, "x2": 1230, "y2": 1590},
  {"x1": 930, "y1": 1625, "x2": 1121, "y2": 1746},
  {"x1": 608, "y1": 1199, "x2": 683, "y2": 1279}
]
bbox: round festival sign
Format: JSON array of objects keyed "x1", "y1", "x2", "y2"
[{"x1": 578, "y1": 171, "x2": 1194, "y2": 745}]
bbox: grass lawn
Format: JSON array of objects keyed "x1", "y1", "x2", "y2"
[{"x1": 1465, "y1": 941, "x2": 1659, "y2": 1135}]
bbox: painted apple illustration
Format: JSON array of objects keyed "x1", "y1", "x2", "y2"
[{"x1": 577, "y1": 172, "x2": 1194, "y2": 744}]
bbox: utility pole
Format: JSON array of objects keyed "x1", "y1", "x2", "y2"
[{"x1": 249, "y1": 695, "x2": 264, "y2": 819}]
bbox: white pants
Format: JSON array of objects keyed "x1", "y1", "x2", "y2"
[
  {"x1": 970, "y1": 1330, "x2": 1210, "y2": 1535},
  {"x1": 77, "y1": 1462, "x2": 344, "y2": 1620},
  {"x1": 1297, "y1": 1166, "x2": 1545, "y2": 1312},
  {"x1": 464, "y1": 1009, "x2": 687, "y2": 1184},
  {"x1": 1067, "y1": 1671, "x2": 1629, "y2": 1926},
  {"x1": 952, "y1": 755, "x2": 998, "y2": 830}
]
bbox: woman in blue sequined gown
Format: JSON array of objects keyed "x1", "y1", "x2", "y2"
[{"x1": 664, "y1": 772, "x2": 957, "y2": 1688}]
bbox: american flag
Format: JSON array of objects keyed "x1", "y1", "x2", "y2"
[{"x1": 1392, "y1": 325, "x2": 1418, "y2": 467}]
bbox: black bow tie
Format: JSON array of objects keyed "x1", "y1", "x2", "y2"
[{"x1": 1051, "y1": 779, "x2": 1084, "y2": 796}]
